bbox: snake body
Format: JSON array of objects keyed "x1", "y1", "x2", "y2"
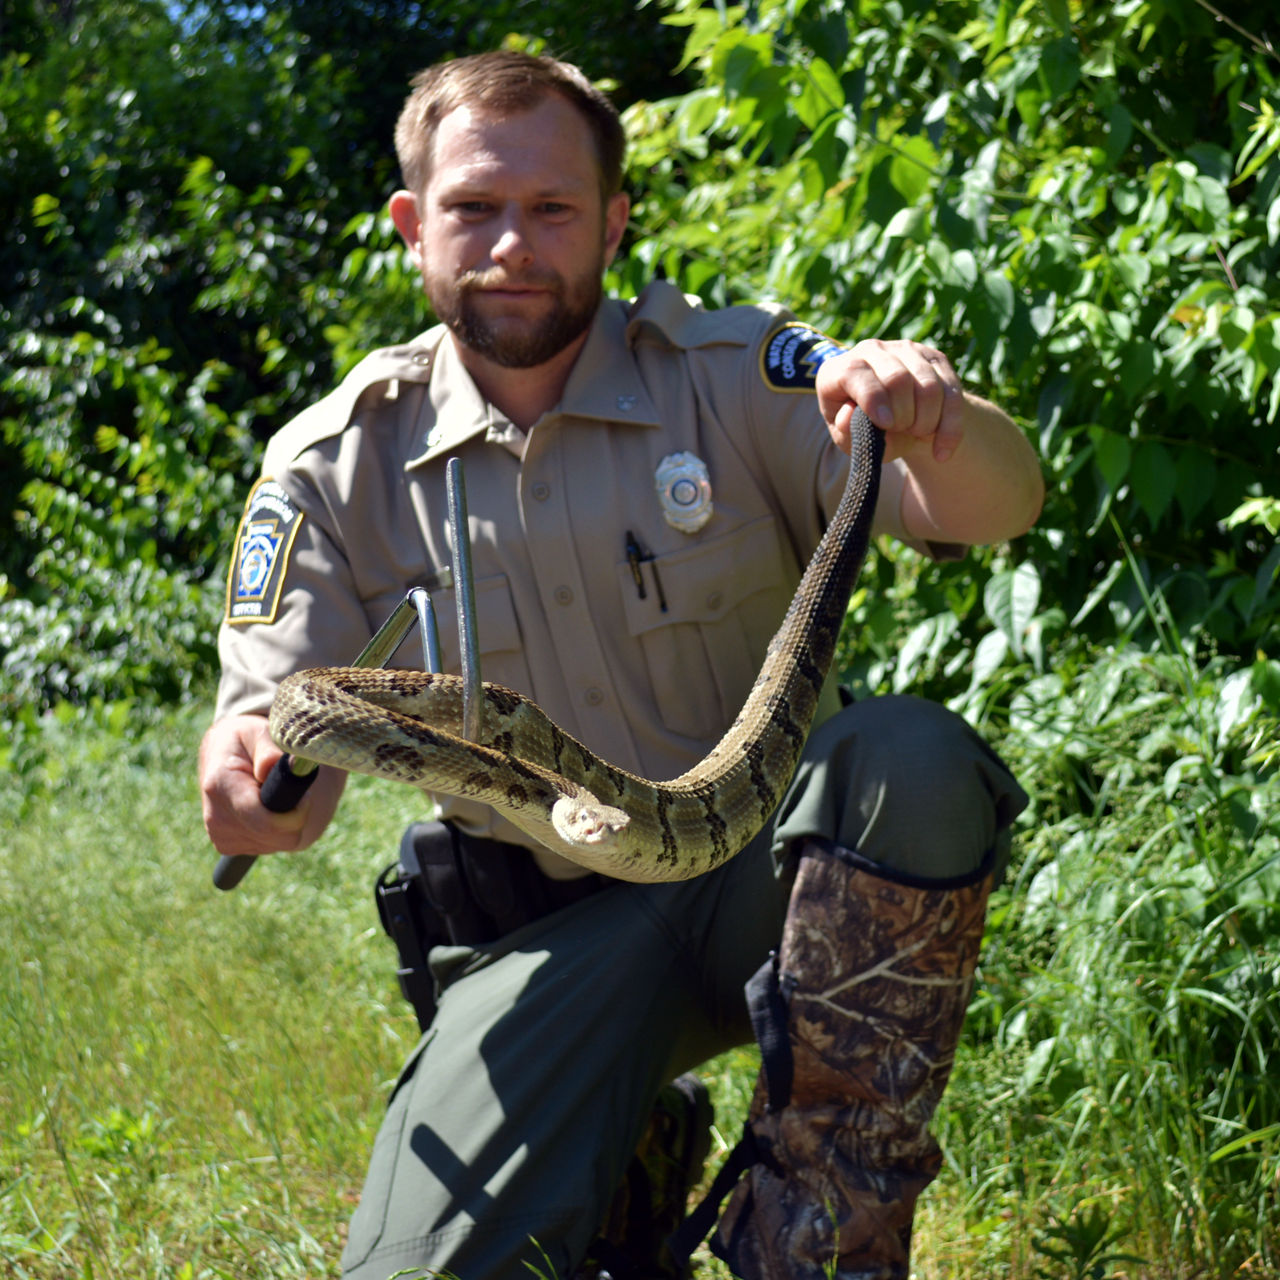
[{"x1": 269, "y1": 410, "x2": 884, "y2": 883}]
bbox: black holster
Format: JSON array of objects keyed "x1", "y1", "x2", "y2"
[{"x1": 375, "y1": 820, "x2": 606, "y2": 1031}]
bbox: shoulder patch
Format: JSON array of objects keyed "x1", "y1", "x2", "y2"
[
  {"x1": 224, "y1": 478, "x2": 303, "y2": 626},
  {"x1": 760, "y1": 322, "x2": 847, "y2": 392}
]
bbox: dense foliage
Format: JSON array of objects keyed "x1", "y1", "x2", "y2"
[
  {"x1": 619, "y1": 0, "x2": 1280, "y2": 685},
  {"x1": 2, "y1": 1, "x2": 1279, "y2": 1274},
  {"x1": 3, "y1": 0, "x2": 1277, "y2": 721},
  {"x1": 0, "y1": 0, "x2": 686, "y2": 720}
]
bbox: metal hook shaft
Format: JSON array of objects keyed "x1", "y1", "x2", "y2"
[
  {"x1": 410, "y1": 586, "x2": 443, "y2": 675},
  {"x1": 446, "y1": 457, "x2": 482, "y2": 743}
]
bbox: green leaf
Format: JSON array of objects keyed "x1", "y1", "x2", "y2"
[
  {"x1": 983, "y1": 271, "x2": 1015, "y2": 326},
  {"x1": 31, "y1": 192, "x2": 61, "y2": 226},
  {"x1": 884, "y1": 205, "x2": 928, "y2": 241},
  {"x1": 969, "y1": 629, "x2": 1011, "y2": 687},
  {"x1": 179, "y1": 154, "x2": 217, "y2": 197},
  {"x1": 1043, "y1": 0, "x2": 1071, "y2": 35},
  {"x1": 1193, "y1": 174, "x2": 1232, "y2": 234},
  {"x1": 985, "y1": 563, "x2": 1042, "y2": 661},
  {"x1": 720, "y1": 33, "x2": 775, "y2": 99},
  {"x1": 1118, "y1": 337, "x2": 1159, "y2": 402},
  {"x1": 1113, "y1": 252, "x2": 1151, "y2": 295},
  {"x1": 285, "y1": 146, "x2": 312, "y2": 180},
  {"x1": 1081, "y1": 41, "x2": 1116, "y2": 78},
  {"x1": 1175, "y1": 448, "x2": 1216, "y2": 524},
  {"x1": 1234, "y1": 100, "x2": 1280, "y2": 184},
  {"x1": 1224, "y1": 496, "x2": 1280, "y2": 536},
  {"x1": 673, "y1": 89, "x2": 723, "y2": 144},
  {"x1": 1104, "y1": 103, "x2": 1133, "y2": 165},
  {"x1": 1091, "y1": 428, "x2": 1131, "y2": 494},
  {"x1": 1130, "y1": 441, "x2": 1177, "y2": 526},
  {"x1": 804, "y1": 56, "x2": 845, "y2": 113},
  {"x1": 948, "y1": 247, "x2": 979, "y2": 289},
  {"x1": 970, "y1": 268, "x2": 1016, "y2": 351},
  {"x1": 1039, "y1": 36, "x2": 1081, "y2": 99},
  {"x1": 888, "y1": 134, "x2": 938, "y2": 206},
  {"x1": 1015, "y1": 85, "x2": 1044, "y2": 128},
  {"x1": 1252, "y1": 657, "x2": 1280, "y2": 711},
  {"x1": 1071, "y1": 556, "x2": 1127, "y2": 627}
]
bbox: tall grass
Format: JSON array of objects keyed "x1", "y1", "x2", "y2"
[
  {"x1": 2, "y1": 642, "x2": 1278, "y2": 1279},
  {"x1": 919, "y1": 643, "x2": 1280, "y2": 1279},
  {"x1": 0, "y1": 706, "x2": 425, "y2": 1279}
]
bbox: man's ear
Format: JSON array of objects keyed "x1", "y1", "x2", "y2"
[
  {"x1": 603, "y1": 191, "x2": 630, "y2": 267},
  {"x1": 388, "y1": 190, "x2": 424, "y2": 265}
]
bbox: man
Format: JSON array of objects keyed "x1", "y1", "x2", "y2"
[{"x1": 199, "y1": 50, "x2": 1042, "y2": 1280}]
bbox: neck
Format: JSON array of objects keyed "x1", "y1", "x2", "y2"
[{"x1": 453, "y1": 331, "x2": 589, "y2": 430}]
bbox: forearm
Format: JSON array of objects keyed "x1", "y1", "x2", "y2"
[
  {"x1": 816, "y1": 340, "x2": 1043, "y2": 549},
  {"x1": 894, "y1": 394, "x2": 1043, "y2": 547}
]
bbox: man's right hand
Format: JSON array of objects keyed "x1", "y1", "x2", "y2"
[{"x1": 198, "y1": 713, "x2": 347, "y2": 858}]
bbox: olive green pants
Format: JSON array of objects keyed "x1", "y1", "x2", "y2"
[{"x1": 340, "y1": 696, "x2": 1027, "y2": 1280}]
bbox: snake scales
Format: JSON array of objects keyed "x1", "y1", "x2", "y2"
[{"x1": 269, "y1": 409, "x2": 884, "y2": 884}]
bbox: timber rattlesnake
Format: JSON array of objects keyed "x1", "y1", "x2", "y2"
[{"x1": 268, "y1": 410, "x2": 883, "y2": 884}]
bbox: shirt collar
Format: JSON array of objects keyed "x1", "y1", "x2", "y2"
[
  {"x1": 405, "y1": 334, "x2": 505, "y2": 467},
  {"x1": 405, "y1": 298, "x2": 661, "y2": 469},
  {"x1": 556, "y1": 297, "x2": 662, "y2": 428}
]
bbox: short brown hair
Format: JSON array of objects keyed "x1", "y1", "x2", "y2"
[{"x1": 395, "y1": 51, "x2": 626, "y2": 199}]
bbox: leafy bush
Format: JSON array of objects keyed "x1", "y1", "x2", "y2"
[
  {"x1": 621, "y1": 0, "x2": 1280, "y2": 676},
  {"x1": 0, "y1": 315, "x2": 256, "y2": 712},
  {"x1": 0, "y1": 1, "x2": 356, "y2": 718},
  {"x1": 0, "y1": 0, "x2": 687, "y2": 727}
]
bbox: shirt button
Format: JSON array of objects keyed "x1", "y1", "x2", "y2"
[
  {"x1": 706, "y1": 590, "x2": 724, "y2": 611},
  {"x1": 532, "y1": 482, "x2": 551, "y2": 501},
  {"x1": 584, "y1": 687, "x2": 604, "y2": 706},
  {"x1": 554, "y1": 586, "x2": 574, "y2": 606}
]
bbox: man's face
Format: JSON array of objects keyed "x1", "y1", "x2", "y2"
[{"x1": 392, "y1": 93, "x2": 629, "y2": 370}]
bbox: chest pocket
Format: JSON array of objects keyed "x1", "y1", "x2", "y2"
[
  {"x1": 616, "y1": 515, "x2": 794, "y2": 741},
  {"x1": 363, "y1": 572, "x2": 533, "y2": 697}
]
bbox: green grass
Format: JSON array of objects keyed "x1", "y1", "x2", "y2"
[
  {"x1": 0, "y1": 706, "x2": 759, "y2": 1280},
  {"x1": 3, "y1": 644, "x2": 1279, "y2": 1279},
  {"x1": 1, "y1": 705, "x2": 424, "y2": 1279}
]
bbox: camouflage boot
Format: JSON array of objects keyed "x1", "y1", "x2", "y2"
[
  {"x1": 578, "y1": 1073, "x2": 714, "y2": 1280},
  {"x1": 710, "y1": 839, "x2": 993, "y2": 1280}
]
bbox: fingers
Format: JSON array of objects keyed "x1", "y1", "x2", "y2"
[
  {"x1": 198, "y1": 714, "x2": 307, "y2": 858},
  {"x1": 818, "y1": 339, "x2": 966, "y2": 462}
]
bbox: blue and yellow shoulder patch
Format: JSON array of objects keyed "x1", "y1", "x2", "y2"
[
  {"x1": 224, "y1": 478, "x2": 303, "y2": 626},
  {"x1": 760, "y1": 322, "x2": 846, "y2": 392}
]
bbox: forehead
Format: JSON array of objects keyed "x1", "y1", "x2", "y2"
[{"x1": 428, "y1": 94, "x2": 602, "y2": 195}]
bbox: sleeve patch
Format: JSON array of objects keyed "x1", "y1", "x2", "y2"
[
  {"x1": 224, "y1": 478, "x2": 304, "y2": 626},
  {"x1": 760, "y1": 322, "x2": 847, "y2": 392}
]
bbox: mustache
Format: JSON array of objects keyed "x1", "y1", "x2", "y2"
[{"x1": 457, "y1": 267, "x2": 563, "y2": 292}]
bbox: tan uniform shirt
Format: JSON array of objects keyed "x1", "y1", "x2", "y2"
[{"x1": 216, "y1": 282, "x2": 940, "y2": 877}]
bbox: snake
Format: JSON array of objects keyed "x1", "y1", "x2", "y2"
[{"x1": 268, "y1": 409, "x2": 884, "y2": 884}]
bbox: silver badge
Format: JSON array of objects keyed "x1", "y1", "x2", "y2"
[{"x1": 655, "y1": 452, "x2": 713, "y2": 534}]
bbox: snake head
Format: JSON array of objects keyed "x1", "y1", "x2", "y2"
[{"x1": 551, "y1": 795, "x2": 630, "y2": 851}]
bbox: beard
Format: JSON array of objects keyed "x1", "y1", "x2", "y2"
[{"x1": 425, "y1": 257, "x2": 605, "y2": 369}]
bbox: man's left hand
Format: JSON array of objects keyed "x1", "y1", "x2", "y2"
[{"x1": 817, "y1": 339, "x2": 966, "y2": 464}]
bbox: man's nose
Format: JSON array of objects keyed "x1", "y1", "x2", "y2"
[{"x1": 491, "y1": 211, "x2": 534, "y2": 269}]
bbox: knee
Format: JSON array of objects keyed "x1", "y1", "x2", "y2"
[{"x1": 776, "y1": 696, "x2": 1028, "y2": 882}]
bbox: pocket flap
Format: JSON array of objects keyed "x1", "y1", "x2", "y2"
[{"x1": 617, "y1": 516, "x2": 789, "y2": 638}]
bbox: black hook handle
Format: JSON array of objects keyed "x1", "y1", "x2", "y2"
[{"x1": 211, "y1": 756, "x2": 319, "y2": 891}]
